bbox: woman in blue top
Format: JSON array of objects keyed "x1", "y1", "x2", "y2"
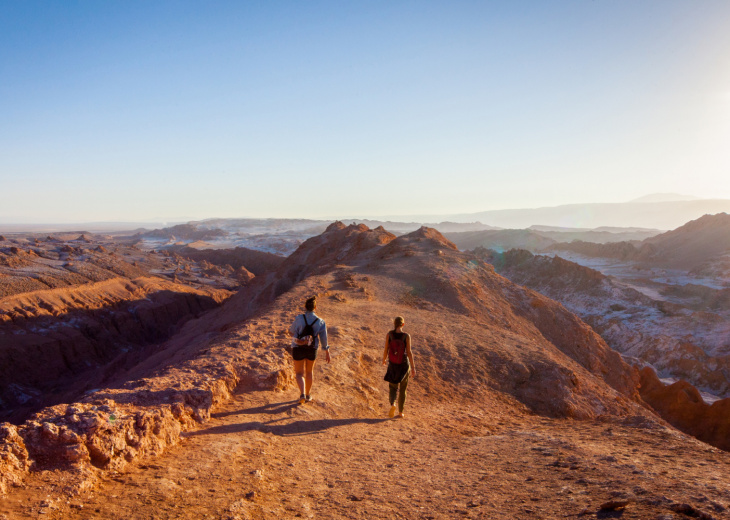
[{"x1": 289, "y1": 296, "x2": 330, "y2": 404}]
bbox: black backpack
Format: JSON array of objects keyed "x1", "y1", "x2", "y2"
[{"x1": 298, "y1": 314, "x2": 317, "y2": 346}]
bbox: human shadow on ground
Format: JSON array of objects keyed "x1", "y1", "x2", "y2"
[
  {"x1": 184, "y1": 416, "x2": 389, "y2": 438},
  {"x1": 211, "y1": 400, "x2": 299, "y2": 419}
]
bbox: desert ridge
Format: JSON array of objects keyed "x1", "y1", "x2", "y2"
[{"x1": 0, "y1": 223, "x2": 729, "y2": 519}]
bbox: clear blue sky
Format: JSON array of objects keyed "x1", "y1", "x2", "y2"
[{"x1": 1, "y1": 1, "x2": 729, "y2": 222}]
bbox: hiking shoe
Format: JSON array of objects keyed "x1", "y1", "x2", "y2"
[
  {"x1": 305, "y1": 395, "x2": 313, "y2": 403},
  {"x1": 388, "y1": 405, "x2": 396, "y2": 418},
  {"x1": 298, "y1": 394, "x2": 306, "y2": 405}
]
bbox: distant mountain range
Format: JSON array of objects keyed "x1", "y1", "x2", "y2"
[
  {"x1": 629, "y1": 193, "x2": 701, "y2": 203},
  {"x1": 550, "y1": 212, "x2": 730, "y2": 273},
  {"x1": 4, "y1": 194, "x2": 728, "y2": 234},
  {"x1": 373, "y1": 196, "x2": 730, "y2": 230}
]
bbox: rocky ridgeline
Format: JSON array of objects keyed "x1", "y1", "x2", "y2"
[
  {"x1": 260, "y1": 222, "x2": 642, "y2": 415},
  {"x1": 137, "y1": 224, "x2": 228, "y2": 242},
  {"x1": 479, "y1": 247, "x2": 730, "y2": 379},
  {"x1": 549, "y1": 212, "x2": 730, "y2": 273},
  {"x1": 166, "y1": 245, "x2": 284, "y2": 277},
  {"x1": 0, "y1": 304, "x2": 297, "y2": 496},
  {"x1": 444, "y1": 229, "x2": 557, "y2": 252},
  {"x1": 0, "y1": 222, "x2": 702, "y2": 501},
  {"x1": 478, "y1": 247, "x2": 730, "y2": 451},
  {"x1": 0, "y1": 235, "x2": 285, "y2": 432},
  {"x1": 0, "y1": 277, "x2": 230, "y2": 423},
  {"x1": 0, "y1": 357, "x2": 240, "y2": 495},
  {"x1": 548, "y1": 239, "x2": 647, "y2": 261}
]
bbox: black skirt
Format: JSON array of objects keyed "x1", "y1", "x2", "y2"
[{"x1": 384, "y1": 361, "x2": 410, "y2": 384}]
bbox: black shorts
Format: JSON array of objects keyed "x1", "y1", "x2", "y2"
[{"x1": 292, "y1": 346, "x2": 318, "y2": 361}]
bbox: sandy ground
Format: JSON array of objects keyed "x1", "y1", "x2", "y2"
[{"x1": 3, "y1": 368, "x2": 730, "y2": 520}]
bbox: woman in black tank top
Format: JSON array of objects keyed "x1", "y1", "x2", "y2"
[{"x1": 382, "y1": 316, "x2": 416, "y2": 418}]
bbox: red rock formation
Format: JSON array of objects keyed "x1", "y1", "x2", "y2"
[
  {"x1": 639, "y1": 367, "x2": 730, "y2": 451},
  {"x1": 0, "y1": 277, "x2": 230, "y2": 423},
  {"x1": 0, "y1": 223, "x2": 650, "y2": 496},
  {"x1": 168, "y1": 245, "x2": 284, "y2": 276}
]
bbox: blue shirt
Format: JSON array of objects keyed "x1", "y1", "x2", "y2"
[{"x1": 289, "y1": 311, "x2": 329, "y2": 350}]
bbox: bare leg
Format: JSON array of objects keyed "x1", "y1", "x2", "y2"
[
  {"x1": 293, "y1": 359, "x2": 306, "y2": 396},
  {"x1": 304, "y1": 359, "x2": 317, "y2": 396}
]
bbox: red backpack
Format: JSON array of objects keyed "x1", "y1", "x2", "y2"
[{"x1": 388, "y1": 332, "x2": 407, "y2": 364}]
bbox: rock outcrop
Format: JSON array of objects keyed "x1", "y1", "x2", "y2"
[
  {"x1": 639, "y1": 367, "x2": 730, "y2": 451},
  {"x1": 0, "y1": 424, "x2": 28, "y2": 495},
  {"x1": 0, "y1": 277, "x2": 229, "y2": 423},
  {"x1": 166, "y1": 245, "x2": 284, "y2": 276}
]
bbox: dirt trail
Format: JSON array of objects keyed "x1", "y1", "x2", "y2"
[{"x1": 3, "y1": 365, "x2": 730, "y2": 520}]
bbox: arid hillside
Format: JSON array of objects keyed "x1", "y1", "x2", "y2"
[
  {"x1": 0, "y1": 233, "x2": 285, "y2": 424},
  {"x1": 549, "y1": 213, "x2": 730, "y2": 278},
  {"x1": 642, "y1": 212, "x2": 730, "y2": 270},
  {"x1": 1, "y1": 224, "x2": 729, "y2": 519},
  {"x1": 478, "y1": 247, "x2": 730, "y2": 394},
  {"x1": 445, "y1": 229, "x2": 557, "y2": 252},
  {"x1": 445, "y1": 227, "x2": 663, "y2": 254},
  {"x1": 164, "y1": 245, "x2": 284, "y2": 277},
  {"x1": 476, "y1": 247, "x2": 730, "y2": 452}
]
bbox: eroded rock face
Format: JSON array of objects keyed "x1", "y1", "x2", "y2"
[
  {"x1": 0, "y1": 424, "x2": 29, "y2": 494},
  {"x1": 21, "y1": 401, "x2": 190, "y2": 472},
  {"x1": 480, "y1": 248, "x2": 730, "y2": 397},
  {"x1": 166, "y1": 246, "x2": 284, "y2": 276},
  {"x1": 639, "y1": 367, "x2": 730, "y2": 451},
  {"x1": 0, "y1": 277, "x2": 229, "y2": 423}
]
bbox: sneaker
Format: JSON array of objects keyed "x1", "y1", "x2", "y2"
[
  {"x1": 298, "y1": 394, "x2": 306, "y2": 405},
  {"x1": 305, "y1": 395, "x2": 313, "y2": 403},
  {"x1": 388, "y1": 405, "x2": 396, "y2": 418}
]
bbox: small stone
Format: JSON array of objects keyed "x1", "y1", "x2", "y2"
[{"x1": 600, "y1": 500, "x2": 631, "y2": 511}]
